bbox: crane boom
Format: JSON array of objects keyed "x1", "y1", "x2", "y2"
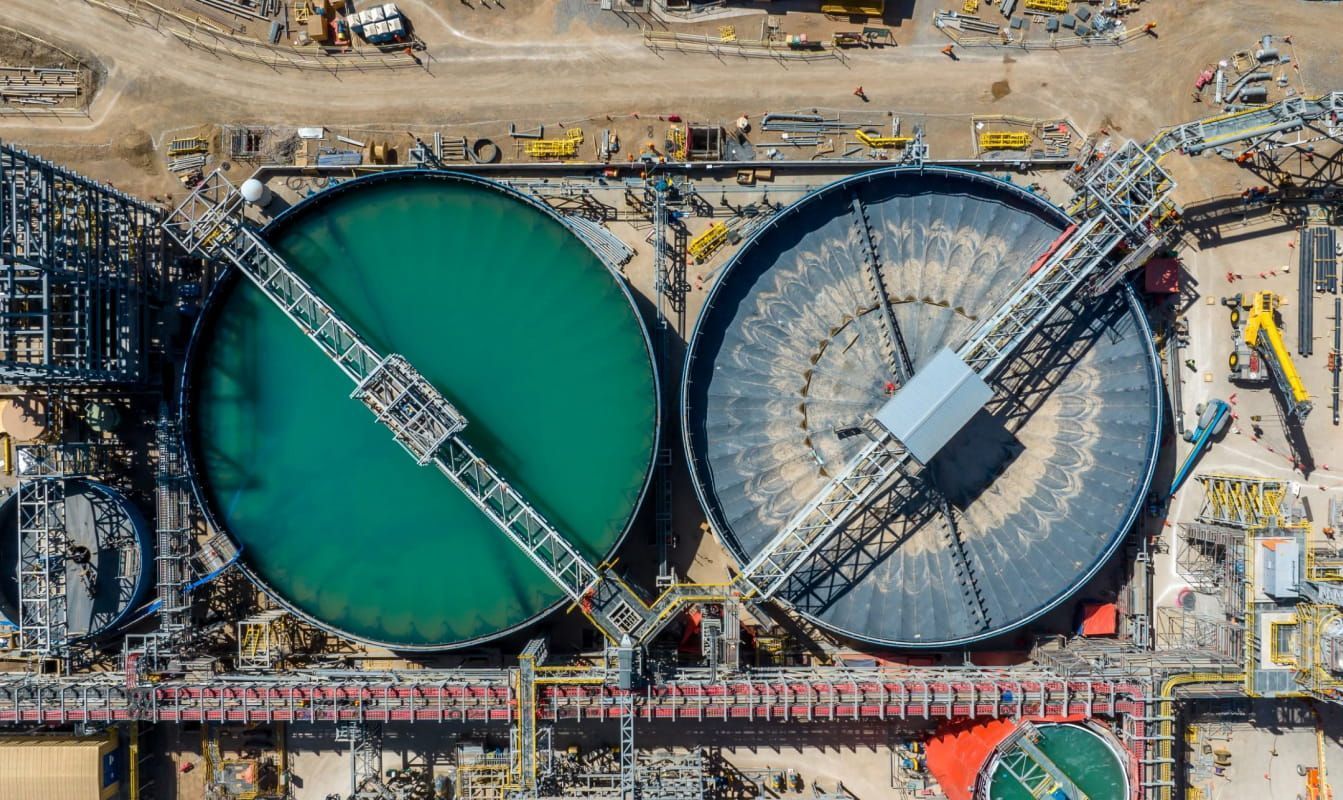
[{"x1": 1243, "y1": 291, "x2": 1312, "y2": 418}]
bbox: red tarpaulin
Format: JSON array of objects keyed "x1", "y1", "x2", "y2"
[
  {"x1": 925, "y1": 716, "x2": 1093, "y2": 800},
  {"x1": 925, "y1": 719, "x2": 1018, "y2": 800},
  {"x1": 1145, "y1": 258, "x2": 1181, "y2": 294},
  {"x1": 1080, "y1": 601, "x2": 1119, "y2": 636}
]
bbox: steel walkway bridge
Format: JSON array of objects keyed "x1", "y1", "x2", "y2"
[{"x1": 165, "y1": 92, "x2": 1343, "y2": 652}]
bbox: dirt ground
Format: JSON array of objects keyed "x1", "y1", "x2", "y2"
[
  {"x1": 7, "y1": 0, "x2": 1343, "y2": 796},
  {"x1": 1, "y1": 0, "x2": 1341, "y2": 200},
  {"x1": 1188, "y1": 700, "x2": 1343, "y2": 800}
]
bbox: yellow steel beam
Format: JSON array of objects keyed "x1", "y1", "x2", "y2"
[
  {"x1": 978, "y1": 131, "x2": 1033, "y2": 151},
  {"x1": 1243, "y1": 292, "x2": 1310, "y2": 407},
  {"x1": 687, "y1": 222, "x2": 730, "y2": 264}
]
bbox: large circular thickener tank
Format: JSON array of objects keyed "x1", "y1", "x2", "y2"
[
  {"x1": 986, "y1": 723, "x2": 1129, "y2": 800},
  {"x1": 683, "y1": 167, "x2": 1161, "y2": 647},
  {"x1": 0, "y1": 479, "x2": 152, "y2": 639},
  {"x1": 185, "y1": 171, "x2": 659, "y2": 650}
]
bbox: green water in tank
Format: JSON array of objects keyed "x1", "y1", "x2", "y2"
[
  {"x1": 989, "y1": 724, "x2": 1127, "y2": 800},
  {"x1": 192, "y1": 176, "x2": 657, "y2": 647}
]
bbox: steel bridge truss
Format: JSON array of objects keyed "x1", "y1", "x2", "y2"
[
  {"x1": 1151, "y1": 92, "x2": 1343, "y2": 157},
  {"x1": 738, "y1": 138, "x2": 1175, "y2": 606},
  {"x1": 163, "y1": 173, "x2": 666, "y2": 644},
  {"x1": 0, "y1": 141, "x2": 159, "y2": 384}
]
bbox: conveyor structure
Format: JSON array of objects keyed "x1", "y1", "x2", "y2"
[
  {"x1": 155, "y1": 410, "x2": 194, "y2": 633},
  {"x1": 164, "y1": 92, "x2": 1343, "y2": 662},
  {"x1": 4, "y1": 664, "x2": 1153, "y2": 725}
]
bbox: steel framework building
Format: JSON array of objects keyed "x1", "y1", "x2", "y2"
[{"x1": 0, "y1": 142, "x2": 160, "y2": 384}]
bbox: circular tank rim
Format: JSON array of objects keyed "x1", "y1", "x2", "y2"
[
  {"x1": 678, "y1": 164, "x2": 1163, "y2": 648},
  {"x1": 179, "y1": 168, "x2": 663, "y2": 652},
  {"x1": 982, "y1": 722, "x2": 1131, "y2": 800},
  {"x1": 0, "y1": 477, "x2": 153, "y2": 639}
]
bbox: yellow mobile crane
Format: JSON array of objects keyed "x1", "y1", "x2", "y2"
[{"x1": 1234, "y1": 291, "x2": 1313, "y2": 419}]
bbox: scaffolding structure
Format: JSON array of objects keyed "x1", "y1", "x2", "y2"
[
  {"x1": 1176, "y1": 523, "x2": 1245, "y2": 600},
  {"x1": 1155, "y1": 607, "x2": 1244, "y2": 664},
  {"x1": 15, "y1": 465, "x2": 68, "y2": 655},
  {"x1": 336, "y1": 720, "x2": 385, "y2": 799},
  {"x1": 236, "y1": 610, "x2": 285, "y2": 671},
  {"x1": 14, "y1": 444, "x2": 100, "y2": 656},
  {"x1": 0, "y1": 141, "x2": 160, "y2": 384}
]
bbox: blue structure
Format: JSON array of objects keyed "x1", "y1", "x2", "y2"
[{"x1": 1169, "y1": 399, "x2": 1230, "y2": 498}]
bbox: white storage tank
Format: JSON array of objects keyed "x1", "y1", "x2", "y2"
[{"x1": 240, "y1": 178, "x2": 271, "y2": 206}]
